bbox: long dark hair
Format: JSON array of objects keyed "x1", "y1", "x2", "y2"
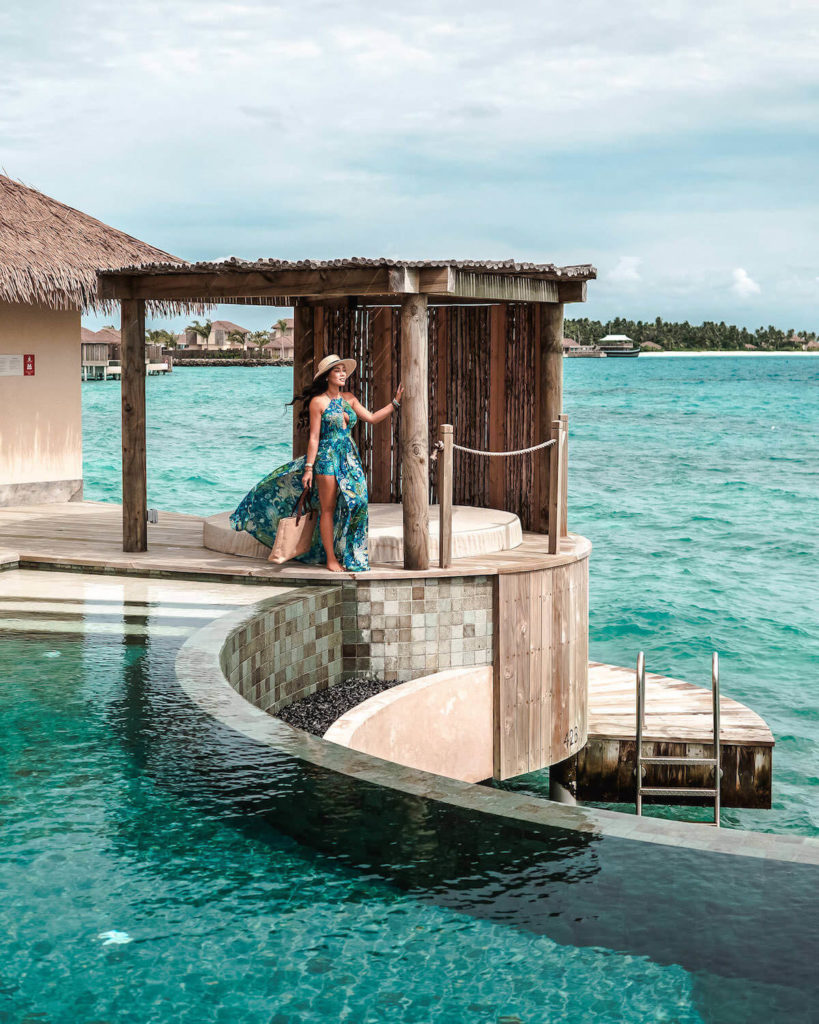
[{"x1": 288, "y1": 370, "x2": 355, "y2": 431}]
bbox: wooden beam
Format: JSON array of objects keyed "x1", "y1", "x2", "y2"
[
  {"x1": 388, "y1": 266, "x2": 420, "y2": 294},
  {"x1": 292, "y1": 306, "x2": 314, "y2": 457},
  {"x1": 99, "y1": 266, "x2": 594, "y2": 304},
  {"x1": 121, "y1": 298, "x2": 147, "y2": 552},
  {"x1": 557, "y1": 280, "x2": 587, "y2": 303},
  {"x1": 400, "y1": 293, "x2": 430, "y2": 570},
  {"x1": 100, "y1": 267, "x2": 400, "y2": 303},
  {"x1": 370, "y1": 307, "x2": 393, "y2": 502},
  {"x1": 534, "y1": 302, "x2": 564, "y2": 533}
]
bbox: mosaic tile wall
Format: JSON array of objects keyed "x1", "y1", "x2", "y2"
[
  {"x1": 221, "y1": 586, "x2": 343, "y2": 713},
  {"x1": 341, "y1": 575, "x2": 494, "y2": 682}
]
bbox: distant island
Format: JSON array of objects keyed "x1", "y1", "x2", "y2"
[{"x1": 565, "y1": 316, "x2": 818, "y2": 352}]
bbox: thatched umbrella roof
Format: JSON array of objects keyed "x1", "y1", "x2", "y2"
[{"x1": 0, "y1": 175, "x2": 193, "y2": 313}]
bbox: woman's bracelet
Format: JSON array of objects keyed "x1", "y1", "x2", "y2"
[
  {"x1": 391, "y1": 398, "x2": 400, "y2": 410},
  {"x1": 305, "y1": 463, "x2": 313, "y2": 470}
]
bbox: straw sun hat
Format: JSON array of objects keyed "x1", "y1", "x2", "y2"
[{"x1": 313, "y1": 354, "x2": 357, "y2": 381}]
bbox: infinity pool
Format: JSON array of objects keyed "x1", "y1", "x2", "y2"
[{"x1": 1, "y1": 570, "x2": 817, "y2": 1023}]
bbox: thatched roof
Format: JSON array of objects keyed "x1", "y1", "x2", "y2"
[
  {"x1": 104, "y1": 255, "x2": 597, "y2": 281},
  {"x1": 0, "y1": 175, "x2": 191, "y2": 312}
]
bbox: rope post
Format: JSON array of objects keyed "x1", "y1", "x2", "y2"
[
  {"x1": 559, "y1": 413, "x2": 569, "y2": 537},
  {"x1": 439, "y1": 424, "x2": 454, "y2": 569},
  {"x1": 547, "y1": 419, "x2": 564, "y2": 555}
]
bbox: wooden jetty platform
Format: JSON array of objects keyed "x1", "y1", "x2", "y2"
[
  {"x1": 552, "y1": 661, "x2": 774, "y2": 808},
  {"x1": 0, "y1": 501, "x2": 774, "y2": 803},
  {"x1": 0, "y1": 500, "x2": 587, "y2": 581}
]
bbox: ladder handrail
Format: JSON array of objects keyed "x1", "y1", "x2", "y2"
[
  {"x1": 713, "y1": 652, "x2": 721, "y2": 827},
  {"x1": 636, "y1": 651, "x2": 645, "y2": 817},
  {"x1": 636, "y1": 651, "x2": 722, "y2": 827}
]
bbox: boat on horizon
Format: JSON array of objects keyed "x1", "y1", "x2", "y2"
[{"x1": 598, "y1": 333, "x2": 641, "y2": 357}]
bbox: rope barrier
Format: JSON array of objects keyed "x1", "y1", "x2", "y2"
[
  {"x1": 453, "y1": 439, "x2": 556, "y2": 457},
  {"x1": 431, "y1": 438, "x2": 555, "y2": 461}
]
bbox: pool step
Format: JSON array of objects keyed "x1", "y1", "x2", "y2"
[{"x1": 636, "y1": 652, "x2": 722, "y2": 826}]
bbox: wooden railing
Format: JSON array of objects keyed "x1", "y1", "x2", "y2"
[{"x1": 435, "y1": 414, "x2": 569, "y2": 568}]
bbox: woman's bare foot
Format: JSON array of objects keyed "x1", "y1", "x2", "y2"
[{"x1": 326, "y1": 559, "x2": 345, "y2": 573}]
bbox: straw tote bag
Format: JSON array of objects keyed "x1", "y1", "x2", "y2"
[{"x1": 268, "y1": 487, "x2": 317, "y2": 564}]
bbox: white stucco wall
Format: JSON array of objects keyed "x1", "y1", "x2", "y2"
[
  {"x1": 0, "y1": 301, "x2": 83, "y2": 501},
  {"x1": 324, "y1": 666, "x2": 494, "y2": 783}
]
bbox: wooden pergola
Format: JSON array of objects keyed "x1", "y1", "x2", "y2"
[{"x1": 97, "y1": 258, "x2": 596, "y2": 570}]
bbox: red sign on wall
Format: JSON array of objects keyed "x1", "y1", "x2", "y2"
[{"x1": 23, "y1": 354, "x2": 35, "y2": 376}]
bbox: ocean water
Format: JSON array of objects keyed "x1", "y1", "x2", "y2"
[{"x1": 81, "y1": 357, "x2": 819, "y2": 836}]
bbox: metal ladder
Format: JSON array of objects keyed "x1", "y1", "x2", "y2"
[{"x1": 636, "y1": 651, "x2": 722, "y2": 826}]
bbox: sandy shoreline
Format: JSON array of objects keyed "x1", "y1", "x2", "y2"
[{"x1": 640, "y1": 350, "x2": 817, "y2": 357}]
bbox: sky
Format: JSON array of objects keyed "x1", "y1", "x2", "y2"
[{"x1": 2, "y1": 0, "x2": 818, "y2": 333}]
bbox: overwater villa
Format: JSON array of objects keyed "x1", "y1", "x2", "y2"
[
  {"x1": 0, "y1": 174, "x2": 183, "y2": 503},
  {"x1": 2, "y1": 187, "x2": 815, "y2": 1019}
]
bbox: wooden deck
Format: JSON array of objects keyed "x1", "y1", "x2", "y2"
[
  {"x1": 0, "y1": 501, "x2": 590, "y2": 581},
  {"x1": 552, "y1": 662, "x2": 774, "y2": 808}
]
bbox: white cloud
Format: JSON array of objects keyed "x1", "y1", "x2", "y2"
[
  {"x1": 732, "y1": 268, "x2": 761, "y2": 298},
  {"x1": 607, "y1": 257, "x2": 642, "y2": 285}
]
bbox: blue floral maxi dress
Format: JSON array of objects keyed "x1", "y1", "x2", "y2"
[{"x1": 229, "y1": 397, "x2": 369, "y2": 571}]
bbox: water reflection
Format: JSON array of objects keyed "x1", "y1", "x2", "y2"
[{"x1": 106, "y1": 629, "x2": 819, "y2": 1016}]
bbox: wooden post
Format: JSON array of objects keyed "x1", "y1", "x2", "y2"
[
  {"x1": 439, "y1": 424, "x2": 453, "y2": 569},
  {"x1": 121, "y1": 297, "x2": 147, "y2": 552},
  {"x1": 559, "y1": 412, "x2": 569, "y2": 536},
  {"x1": 548, "y1": 419, "x2": 564, "y2": 555},
  {"x1": 292, "y1": 306, "x2": 314, "y2": 457},
  {"x1": 535, "y1": 302, "x2": 564, "y2": 533},
  {"x1": 400, "y1": 293, "x2": 430, "y2": 570}
]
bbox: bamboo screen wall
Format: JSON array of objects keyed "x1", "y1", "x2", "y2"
[{"x1": 308, "y1": 303, "x2": 544, "y2": 531}]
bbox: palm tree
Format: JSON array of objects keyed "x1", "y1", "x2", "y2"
[
  {"x1": 145, "y1": 328, "x2": 178, "y2": 348},
  {"x1": 248, "y1": 330, "x2": 270, "y2": 357},
  {"x1": 227, "y1": 330, "x2": 248, "y2": 351},
  {"x1": 187, "y1": 319, "x2": 211, "y2": 349}
]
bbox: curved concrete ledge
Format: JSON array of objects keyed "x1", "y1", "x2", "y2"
[
  {"x1": 325, "y1": 666, "x2": 493, "y2": 783},
  {"x1": 204, "y1": 504, "x2": 522, "y2": 563},
  {"x1": 174, "y1": 593, "x2": 819, "y2": 866}
]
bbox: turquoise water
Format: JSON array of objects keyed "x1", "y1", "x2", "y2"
[
  {"x1": 2, "y1": 575, "x2": 817, "y2": 1022},
  {"x1": 81, "y1": 357, "x2": 819, "y2": 835}
]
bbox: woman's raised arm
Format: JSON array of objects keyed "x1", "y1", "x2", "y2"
[{"x1": 345, "y1": 383, "x2": 404, "y2": 425}]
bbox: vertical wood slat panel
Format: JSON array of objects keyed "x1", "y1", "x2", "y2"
[
  {"x1": 540, "y1": 567, "x2": 554, "y2": 766},
  {"x1": 528, "y1": 569, "x2": 543, "y2": 771},
  {"x1": 291, "y1": 300, "x2": 558, "y2": 528},
  {"x1": 370, "y1": 307, "x2": 393, "y2": 503},
  {"x1": 512, "y1": 571, "x2": 531, "y2": 778},
  {"x1": 292, "y1": 305, "x2": 314, "y2": 457},
  {"x1": 493, "y1": 558, "x2": 588, "y2": 780},
  {"x1": 427, "y1": 307, "x2": 439, "y2": 504}
]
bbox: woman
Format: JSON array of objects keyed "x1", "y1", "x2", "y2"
[{"x1": 230, "y1": 354, "x2": 403, "y2": 572}]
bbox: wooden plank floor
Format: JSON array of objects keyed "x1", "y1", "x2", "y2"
[
  {"x1": 0, "y1": 501, "x2": 590, "y2": 581},
  {"x1": 588, "y1": 661, "x2": 773, "y2": 747}
]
